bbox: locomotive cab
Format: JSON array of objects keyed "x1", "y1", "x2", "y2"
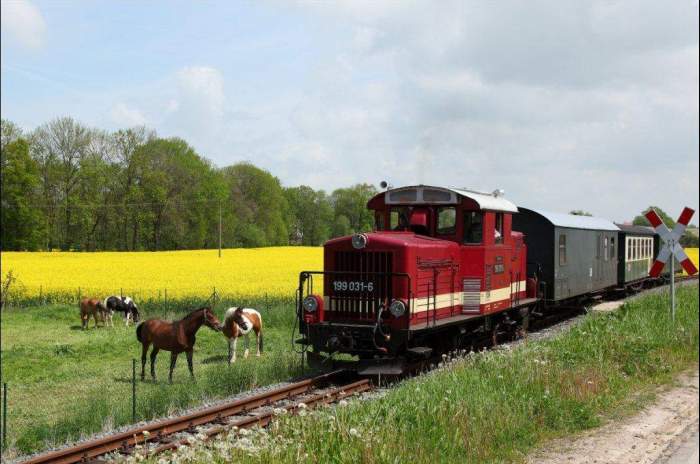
[{"x1": 297, "y1": 185, "x2": 530, "y2": 374}]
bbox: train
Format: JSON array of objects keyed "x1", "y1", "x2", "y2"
[{"x1": 294, "y1": 184, "x2": 675, "y2": 374}]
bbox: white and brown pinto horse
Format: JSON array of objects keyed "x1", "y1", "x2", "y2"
[
  {"x1": 104, "y1": 296, "x2": 140, "y2": 327},
  {"x1": 222, "y1": 307, "x2": 263, "y2": 364}
]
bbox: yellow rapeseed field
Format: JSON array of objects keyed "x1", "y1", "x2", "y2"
[
  {"x1": 2, "y1": 247, "x2": 697, "y2": 298},
  {"x1": 1, "y1": 247, "x2": 322, "y2": 299},
  {"x1": 684, "y1": 247, "x2": 699, "y2": 276}
]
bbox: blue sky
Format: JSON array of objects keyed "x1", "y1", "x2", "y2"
[{"x1": 2, "y1": 0, "x2": 698, "y2": 222}]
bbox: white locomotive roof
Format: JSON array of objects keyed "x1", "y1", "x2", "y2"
[
  {"x1": 449, "y1": 187, "x2": 518, "y2": 212},
  {"x1": 519, "y1": 207, "x2": 620, "y2": 231},
  {"x1": 378, "y1": 185, "x2": 518, "y2": 212}
]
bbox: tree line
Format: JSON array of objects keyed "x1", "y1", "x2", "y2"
[
  {"x1": 1, "y1": 117, "x2": 377, "y2": 251},
  {"x1": 3, "y1": 118, "x2": 697, "y2": 252}
]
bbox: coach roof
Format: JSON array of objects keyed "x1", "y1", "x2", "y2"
[
  {"x1": 518, "y1": 207, "x2": 620, "y2": 231},
  {"x1": 615, "y1": 223, "x2": 656, "y2": 235}
]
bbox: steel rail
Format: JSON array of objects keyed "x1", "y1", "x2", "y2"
[
  {"x1": 22, "y1": 371, "x2": 362, "y2": 464},
  {"x1": 147, "y1": 378, "x2": 372, "y2": 456}
]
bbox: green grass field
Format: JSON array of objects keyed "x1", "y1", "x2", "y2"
[
  {"x1": 160, "y1": 285, "x2": 699, "y2": 464},
  {"x1": 0, "y1": 297, "x2": 304, "y2": 457}
]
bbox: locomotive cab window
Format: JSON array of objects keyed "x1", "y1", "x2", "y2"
[
  {"x1": 559, "y1": 234, "x2": 567, "y2": 265},
  {"x1": 463, "y1": 211, "x2": 483, "y2": 244},
  {"x1": 375, "y1": 212, "x2": 385, "y2": 231},
  {"x1": 437, "y1": 207, "x2": 456, "y2": 235},
  {"x1": 390, "y1": 207, "x2": 410, "y2": 231},
  {"x1": 495, "y1": 213, "x2": 504, "y2": 244}
]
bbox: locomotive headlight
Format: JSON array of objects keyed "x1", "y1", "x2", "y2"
[
  {"x1": 388, "y1": 299, "x2": 406, "y2": 317},
  {"x1": 351, "y1": 233, "x2": 368, "y2": 249},
  {"x1": 302, "y1": 295, "x2": 318, "y2": 313}
]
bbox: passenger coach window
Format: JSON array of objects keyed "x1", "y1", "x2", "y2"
[
  {"x1": 610, "y1": 237, "x2": 615, "y2": 259},
  {"x1": 463, "y1": 211, "x2": 483, "y2": 244},
  {"x1": 495, "y1": 213, "x2": 504, "y2": 244},
  {"x1": 437, "y1": 207, "x2": 456, "y2": 235},
  {"x1": 559, "y1": 234, "x2": 567, "y2": 265},
  {"x1": 604, "y1": 237, "x2": 609, "y2": 261}
]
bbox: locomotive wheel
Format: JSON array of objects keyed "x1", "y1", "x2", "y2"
[{"x1": 491, "y1": 322, "x2": 505, "y2": 346}]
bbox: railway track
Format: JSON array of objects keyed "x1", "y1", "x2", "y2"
[{"x1": 22, "y1": 371, "x2": 371, "y2": 464}]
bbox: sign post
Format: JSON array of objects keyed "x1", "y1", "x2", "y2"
[{"x1": 646, "y1": 207, "x2": 698, "y2": 320}]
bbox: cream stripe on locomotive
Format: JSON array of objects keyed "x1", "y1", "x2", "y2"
[
  {"x1": 411, "y1": 280, "x2": 527, "y2": 315},
  {"x1": 324, "y1": 281, "x2": 526, "y2": 314}
]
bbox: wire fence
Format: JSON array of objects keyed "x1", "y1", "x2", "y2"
[
  {"x1": 0, "y1": 289, "x2": 303, "y2": 457},
  {"x1": 2, "y1": 286, "x2": 296, "y2": 315}
]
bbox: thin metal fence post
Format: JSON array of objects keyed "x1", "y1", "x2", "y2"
[
  {"x1": 218, "y1": 200, "x2": 222, "y2": 258},
  {"x1": 2, "y1": 382, "x2": 7, "y2": 451},
  {"x1": 132, "y1": 359, "x2": 136, "y2": 423}
]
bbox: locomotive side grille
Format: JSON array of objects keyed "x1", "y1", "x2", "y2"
[
  {"x1": 329, "y1": 251, "x2": 393, "y2": 320},
  {"x1": 462, "y1": 278, "x2": 481, "y2": 313}
]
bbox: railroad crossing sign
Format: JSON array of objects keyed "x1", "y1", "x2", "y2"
[
  {"x1": 645, "y1": 207, "x2": 698, "y2": 320},
  {"x1": 646, "y1": 207, "x2": 698, "y2": 277}
]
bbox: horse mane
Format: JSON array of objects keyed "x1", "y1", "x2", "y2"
[{"x1": 181, "y1": 306, "x2": 210, "y2": 321}]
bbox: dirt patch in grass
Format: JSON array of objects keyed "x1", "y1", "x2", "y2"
[{"x1": 527, "y1": 368, "x2": 698, "y2": 464}]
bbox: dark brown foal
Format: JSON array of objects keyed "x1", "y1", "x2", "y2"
[{"x1": 135, "y1": 307, "x2": 221, "y2": 382}]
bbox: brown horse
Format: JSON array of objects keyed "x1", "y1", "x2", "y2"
[
  {"x1": 79, "y1": 298, "x2": 107, "y2": 330},
  {"x1": 135, "y1": 307, "x2": 222, "y2": 382}
]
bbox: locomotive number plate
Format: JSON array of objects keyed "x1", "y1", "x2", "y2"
[{"x1": 332, "y1": 280, "x2": 374, "y2": 292}]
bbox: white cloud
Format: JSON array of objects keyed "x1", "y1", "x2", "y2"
[
  {"x1": 110, "y1": 102, "x2": 147, "y2": 126},
  {"x1": 11, "y1": 2, "x2": 693, "y2": 221},
  {"x1": 277, "y1": 0, "x2": 699, "y2": 220},
  {"x1": 1, "y1": 0, "x2": 46, "y2": 50},
  {"x1": 163, "y1": 66, "x2": 226, "y2": 146},
  {"x1": 176, "y1": 66, "x2": 225, "y2": 119}
]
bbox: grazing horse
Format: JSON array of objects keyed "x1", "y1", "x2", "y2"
[
  {"x1": 135, "y1": 307, "x2": 221, "y2": 382},
  {"x1": 222, "y1": 307, "x2": 263, "y2": 364},
  {"x1": 104, "y1": 296, "x2": 140, "y2": 327},
  {"x1": 79, "y1": 298, "x2": 107, "y2": 330}
]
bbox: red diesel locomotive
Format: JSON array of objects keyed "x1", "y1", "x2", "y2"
[{"x1": 296, "y1": 185, "x2": 539, "y2": 374}]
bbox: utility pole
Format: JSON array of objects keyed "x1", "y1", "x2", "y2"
[{"x1": 218, "y1": 200, "x2": 222, "y2": 258}]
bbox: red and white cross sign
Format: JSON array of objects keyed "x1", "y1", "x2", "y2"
[{"x1": 646, "y1": 207, "x2": 698, "y2": 277}]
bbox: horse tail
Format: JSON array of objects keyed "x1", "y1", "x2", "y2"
[
  {"x1": 136, "y1": 322, "x2": 145, "y2": 343},
  {"x1": 259, "y1": 332, "x2": 263, "y2": 353}
]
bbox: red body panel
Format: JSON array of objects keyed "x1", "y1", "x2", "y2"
[{"x1": 321, "y1": 210, "x2": 528, "y2": 329}]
